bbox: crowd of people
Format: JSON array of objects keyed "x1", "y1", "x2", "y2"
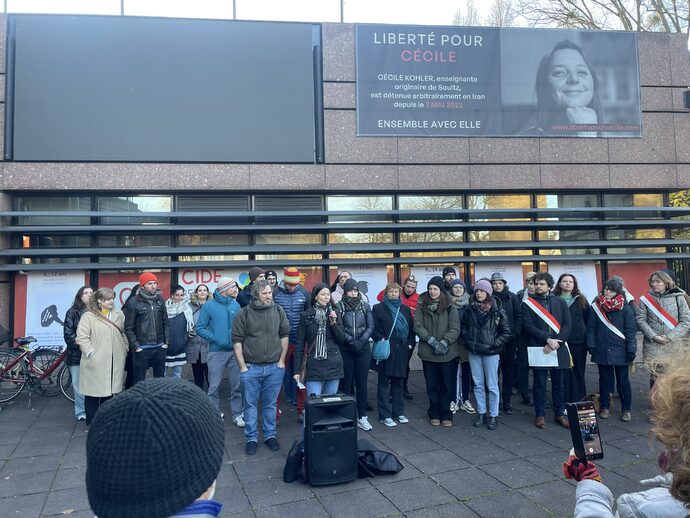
[{"x1": 63, "y1": 265, "x2": 690, "y2": 517}]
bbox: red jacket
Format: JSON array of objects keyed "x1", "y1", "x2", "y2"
[{"x1": 377, "y1": 289, "x2": 419, "y2": 317}]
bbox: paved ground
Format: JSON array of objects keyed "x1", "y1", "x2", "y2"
[{"x1": 0, "y1": 364, "x2": 663, "y2": 518}]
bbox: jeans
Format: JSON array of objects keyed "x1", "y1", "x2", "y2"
[
  {"x1": 533, "y1": 368, "x2": 565, "y2": 417},
  {"x1": 454, "y1": 360, "x2": 472, "y2": 403},
  {"x1": 340, "y1": 345, "x2": 370, "y2": 418},
  {"x1": 500, "y1": 340, "x2": 516, "y2": 410},
  {"x1": 166, "y1": 365, "x2": 182, "y2": 379},
  {"x1": 240, "y1": 362, "x2": 285, "y2": 443},
  {"x1": 469, "y1": 353, "x2": 500, "y2": 417},
  {"x1": 377, "y1": 372, "x2": 404, "y2": 420},
  {"x1": 598, "y1": 364, "x2": 631, "y2": 412},
  {"x1": 133, "y1": 347, "x2": 166, "y2": 384},
  {"x1": 69, "y1": 365, "x2": 85, "y2": 418},
  {"x1": 207, "y1": 350, "x2": 243, "y2": 419},
  {"x1": 421, "y1": 360, "x2": 456, "y2": 421}
]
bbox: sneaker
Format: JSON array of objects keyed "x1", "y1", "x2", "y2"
[
  {"x1": 380, "y1": 418, "x2": 397, "y2": 427},
  {"x1": 599, "y1": 408, "x2": 610, "y2": 419},
  {"x1": 357, "y1": 416, "x2": 373, "y2": 431},
  {"x1": 396, "y1": 415, "x2": 409, "y2": 424},
  {"x1": 76, "y1": 414, "x2": 86, "y2": 422},
  {"x1": 245, "y1": 441, "x2": 257, "y2": 455},
  {"x1": 460, "y1": 400, "x2": 476, "y2": 414},
  {"x1": 234, "y1": 415, "x2": 246, "y2": 428},
  {"x1": 450, "y1": 401, "x2": 458, "y2": 414},
  {"x1": 264, "y1": 437, "x2": 280, "y2": 451},
  {"x1": 621, "y1": 411, "x2": 631, "y2": 422},
  {"x1": 220, "y1": 412, "x2": 225, "y2": 420}
]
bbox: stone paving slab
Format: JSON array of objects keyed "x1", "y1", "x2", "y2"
[{"x1": 0, "y1": 365, "x2": 665, "y2": 517}]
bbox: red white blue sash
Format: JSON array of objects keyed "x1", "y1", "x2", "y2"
[
  {"x1": 640, "y1": 294, "x2": 678, "y2": 330},
  {"x1": 524, "y1": 298, "x2": 561, "y2": 334},
  {"x1": 592, "y1": 302, "x2": 626, "y2": 339}
]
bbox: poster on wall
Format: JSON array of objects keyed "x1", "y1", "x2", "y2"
[
  {"x1": 473, "y1": 263, "x2": 524, "y2": 292},
  {"x1": 410, "y1": 265, "x2": 458, "y2": 292},
  {"x1": 331, "y1": 266, "x2": 389, "y2": 303},
  {"x1": 356, "y1": 24, "x2": 641, "y2": 137},
  {"x1": 178, "y1": 267, "x2": 323, "y2": 297},
  {"x1": 547, "y1": 260, "x2": 599, "y2": 302},
  {"x1": 25, "y1": 271, "x2": 86, "y2": 349}
]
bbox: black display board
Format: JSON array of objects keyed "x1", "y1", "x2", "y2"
[{"x1": 6, "y1": 15, "x2": 323, "y2": 162}]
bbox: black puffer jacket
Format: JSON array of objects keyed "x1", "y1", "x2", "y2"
[
  {"x1": 63, "y1": 306, "x2": 86, "y2": 366},
  {"x1": 124, "y1": 292, "x2": 169, "y2": 351},
  {"x1": 461, "y1": 299, "x2": 512, "y2": 356},
  {"x1": 294, "y1": 307, "x2": 346, "y2": 382},
  {"x1": 336, "y1": 297, "x2": 374, "y2": 355}
]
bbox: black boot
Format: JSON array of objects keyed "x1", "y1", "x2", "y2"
[
  {"x1": 487, "y1": 416, "x2": 498, "y2": 430},
  {"x1": 474, "y1": 414, "x2": 486, "y2": 427}
]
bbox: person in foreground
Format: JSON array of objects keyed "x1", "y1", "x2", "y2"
[
  {"x1": 565, "y1": 345, "x2": 690, "y2": 517},
  {"x1": 86, "y1": 378, "x2": 225, "y2": 518}
]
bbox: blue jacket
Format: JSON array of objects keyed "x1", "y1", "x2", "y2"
[
  {"x1": 196, "y1": 290, "x2": 240, "y2": 352},
  {"x1": 273, "y1": 282, "x2": 310, "y2": 343},
  {"x1": 586, "y1": 303, "x2": 637, "y2": 366}
]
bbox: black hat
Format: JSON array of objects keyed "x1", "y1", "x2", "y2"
[
  {"x1": 86, "y1": 379, "x2": 225, "y2": 518},
  {"x1": 342, "y1": 278, "x2": 358, "y2": 293},
  {"x1": 442, "y1": 266, "x2": 457, "y2": 277},
  {"x1": 427, "y1": 276, "x2": 445, "y2": 292},
  {"x1": 450, "y1": 279, "x2": 466, "y2": 289}
]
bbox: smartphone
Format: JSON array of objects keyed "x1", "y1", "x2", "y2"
[{"x1": 566, "y1": 402, "x2": 604, "y2": 462}]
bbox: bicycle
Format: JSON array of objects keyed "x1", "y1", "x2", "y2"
[{"x1": 0, "y1": 335, "x2": 73, "y2": 404}]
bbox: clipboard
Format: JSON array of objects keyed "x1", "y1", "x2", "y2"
[{"x1": 528, "y1": 343, "x2": 572, "y2": 369}]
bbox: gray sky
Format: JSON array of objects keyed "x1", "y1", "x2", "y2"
[{"x1": 4, "y1": 0, "x2": 493, "y2": 25}]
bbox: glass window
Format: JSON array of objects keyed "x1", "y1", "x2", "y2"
[
  {"x1": 468, "y1": 195, "x2": 531, "y2": 222},
  {"x1": 20, "y1": 257, "x2": 84, "y2": 265},
  {"x1": 17, "y1": 234, "x2": 91, "y2": 248},
  {"x1": 538, "y1": 230, "x2": 600, "y2": 241},
  {"x1": 255, "y1": 234, "x2": 324, "y2": 245},
  {"x1": 255, "y1": 253, "x2": 323, "y2": 260},
  {"x1": 327, "y1": 196, "x2": 393, "y2": 223},
  {"x1": 536, "y1": 194, "x2": 600, "y2": 221},
  {"x1": 603, "y1": 193, "x2": 664, "y2": 220},
  {"x1": 470, "y1": 249, "x2": 532, "y2": 257},
  {"x1": 469, "y1": 230, "x2": 532, "y2": 242},
  {"x1": 400, "y1": 251, "x2": 464, "y2": 258},
  {"x1": 177, "y1": 255, "x2": 249, "y2": 262},
  {"x1": 178, "y1": 234, "x2": 249, "y2": 246},
  {"x1": 15, "y1": 196, "x2": 91, "y2": 225},
  {"x1": 398, "y1": 195, "x2": 463, "y2": 222},
  {"x1": 98, "y1": 196, "x2": 172, "y2": 225},
  {"x1": 329, "y1": 252, "x2": 393, "y2": 259},
  {"x1": 538, "y1": 248, "x2": 598, "y2": 256},
  {"x1": 329, "y1": 233, "x2": 393, "y2": 244},
  {"x1": 98, "y1": 255, "x2": 171, "y2": 263},
  {"x1": 399, "y1": 231, "x2": 463, "y2": 243},
  {"x1": 97, "y1": 235, "x2": 171, "y2": 247},
  {"x1": 605, "y1": 228, "x2": 667, "y2": 255}
]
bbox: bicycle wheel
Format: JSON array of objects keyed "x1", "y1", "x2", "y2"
[
  {"x1": 0, "y1": 350, "x2": 27, "y2": 403},
  {"x1": 58, "y1": 363, "x2": 74, "y2": 402},
  {"x1": 30, "y1": 348, "x2": 62, "y2": 397}
]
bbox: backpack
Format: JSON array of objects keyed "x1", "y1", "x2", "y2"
[{"x1": 356, "y1": 439, "x2": 404, "y2": 478}]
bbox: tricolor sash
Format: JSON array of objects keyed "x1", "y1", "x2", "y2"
[
  {"x1": 640, "y1": 294, "x2": 678, "y2": 330},
  {"x1": 592, "y1": 303, "x2": 626, "y2": 340},
  {"x1": 524, "y1": 298, "x2": 561, "y2": 334}
]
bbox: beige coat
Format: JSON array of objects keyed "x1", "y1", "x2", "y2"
[{"x1": 76, "y1": 310, "x2": 128, "y2": 397}]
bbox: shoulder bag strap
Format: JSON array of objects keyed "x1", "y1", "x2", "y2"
[
  {"x1": 387, "y1": 307, "x2": 400, "y2": 341},
  {"x1": 93, "y1": 310, "x2": 124, "y2": 334}
]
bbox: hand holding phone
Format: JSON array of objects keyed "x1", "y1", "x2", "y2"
[{"x1": 566, "y1": 401, "x2": 604, "y2": 462}]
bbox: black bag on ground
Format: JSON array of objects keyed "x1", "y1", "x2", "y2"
[
  {"x1": 356, "y1": 439, "x2": 404, "y2": 478},
  {"x1": 283, "y1": 440, "x2": 305, "y2": 483}
]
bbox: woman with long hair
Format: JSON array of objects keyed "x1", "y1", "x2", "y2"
[
  {"x1": 165, "y1": 285, "x2": 194, "y2": 379},
  {"x1": 63, "y1": 285, "x2": 93, "y2": 421},
  {"x1": 413, "y1": 276, "x2": 461, "y2": 427},
  {"x1": 566, "y1": 344, "x2": 690, "y2": 516},
  {"x1": 371, "y1": 282, "x2": 415, "y2": 428},
  {"x1": 586, "y1": 278, "x2": 637, "y2": 421},
  {"x1": 449, "y1": 279, "x2": 475, "y2": 415},
  {"x1": 186, "y1": 284, "x2": 210, "y2": 389},
  {"x1": 553, "y1": 273, "x2": 591, "y2": 403},
  {"x1": 76, "y1": 287, "x2": 128, "y2": 425}
]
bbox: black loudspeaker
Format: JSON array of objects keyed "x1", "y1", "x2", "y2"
[{"x1": 304, "y1": 393, "x2": 358, "y2": 486}]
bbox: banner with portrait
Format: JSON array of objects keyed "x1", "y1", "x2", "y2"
[{"x1": 356, "y1": 25, "x2": 641, "y2": 138}]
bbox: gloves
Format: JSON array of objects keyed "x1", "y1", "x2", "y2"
[
  {"x1": 626, "y1": 352, "x2": 636, "y2": 364},
  {"x1": 427, "y1": 336, "x2": 439, "y2": 348},
  {"x1": 433, "y1": 339, "x2": 449, "y2": 356},
  {"x1": 563, "y1": 454, "x2": 602, "y2": 482}
]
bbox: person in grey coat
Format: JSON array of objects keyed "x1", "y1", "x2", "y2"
[{"x1": 186, "y1": 284, "x2": 210, "y2": 390}]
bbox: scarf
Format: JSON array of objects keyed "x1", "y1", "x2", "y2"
[
  {"x1": 313, "y1": 303, "x2": 328, "y2": 360},
  {"x1": 341, "y1": 295, "x2": 361, "y2": 312},
  {"x1": 452, "y1": 293, "x2": 470, "y2": 307},
  {"x1": 166, "y1": 297, "x2": 195, "y2": 333},
  {"x1": 559, "y1": 293, "x2": 575, "y2": 307},
  {"x1": 425, "y1": 299, "x2": 439, "y2": 313},
  {"x1": 597, "y1": 293, "x2": 625, "y2": 313},
  {"x1": 383, "y1": 296, "x2": 409, "y2": 342},
  {"x1": 139, "y1": 289, "x2": 159, "y2": 302}
]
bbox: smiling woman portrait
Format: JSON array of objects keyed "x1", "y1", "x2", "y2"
[{"x1": 520, "y1": 40, "x2": 603, "y2": 136}]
